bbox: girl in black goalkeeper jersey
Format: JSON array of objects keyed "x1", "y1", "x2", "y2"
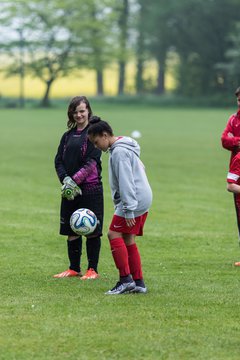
[{"x1": 54, "y1": 96, "x2": 104, "y2": 280}]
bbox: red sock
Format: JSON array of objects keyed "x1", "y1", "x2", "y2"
[
  {"x1": 110, "y1": 238, "x2": 130, "y2": 277},
  {"x1": 127, "y1": 243, "x2": 143, "y2": 280}
]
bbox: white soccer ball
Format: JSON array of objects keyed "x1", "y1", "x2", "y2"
[
  {"x1": 131, "y1": 130, "x2": 142, "y2": 139},
  {"x1": 70, "y1": 208, "x2": 97, "y2": 236}
]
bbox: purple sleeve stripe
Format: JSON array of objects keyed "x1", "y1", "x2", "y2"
[{"x1": 72, "y1": 160, "x2": 98, "y2": 185}]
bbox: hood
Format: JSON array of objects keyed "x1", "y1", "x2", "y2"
[{"x1": 110, "y1": 136, "x2": 140, "y2": 157}]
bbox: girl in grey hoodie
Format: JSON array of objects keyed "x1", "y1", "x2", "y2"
[{"x1": 88, "y1": 116, "x2": 152, "y2": 295}]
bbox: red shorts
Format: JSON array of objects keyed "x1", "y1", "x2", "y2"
[{"x1": 109, "y1": 212, "x2": 148, "y2": 236}]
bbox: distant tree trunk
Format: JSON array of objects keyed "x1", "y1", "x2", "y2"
[
  {"x1": 96, "y1": 70, "x2": 104, "y2": 96},
  {"x1": 18, "y1": 28, "x2": 25, "y2": 108},
  {"x1": 136, "y1": 58, "x2": 144, "y2": 94},
  {"x1": 19, "y1": 57, "x2": 25, "y2": 108},
  {"x1": 118, "y1": 61, "x2": 125, "y2": 95},
  {"x1": 155, "y1": 55, "x2": 166, "y2": 94},
  {"x1": 135, "y1": 0, "x2": 145, "y2": 94},
  {"x1": 41, "y1": 78, "x2": 54, "y2": 107},
  {"x1": 117, "y1": 0, "x2": 129, "y2": 95}
]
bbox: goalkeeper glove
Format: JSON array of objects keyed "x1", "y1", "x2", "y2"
[{"x1": 61, "y1": 176, "x2": 82, "y2": 200}]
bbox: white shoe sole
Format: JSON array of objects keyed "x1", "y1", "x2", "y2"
[{"x1": 129, "y1": 286, "x2": 147, "y2": 294}]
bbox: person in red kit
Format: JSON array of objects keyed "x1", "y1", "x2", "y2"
[
  {"x1": 223, "y1": 87, "x2": 240, "y2": 266},
  {"x1": 226, "y1": 154, "x2": 240, "y2": 266},
  {"x1": 221, "y1": 87, "x2": 240, "y2": 164}
]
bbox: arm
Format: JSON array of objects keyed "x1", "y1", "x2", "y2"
[
  {"x1": 72, "y1": 142, "x2": 101, "y2": 185},
  {"x1": 226, "y1": 155, "x2": 240, "y2": 193},
  {"x1": 72, "y1": 159, "x2": 97, "y2": 184},
  {"x1": 221, "y1": 116, "x2": 240, "y2": 151},
  {"x1": 227, "y1": 182, "x2": 240, "y2": 194},
  {"x1": 116, "y1": 157, "x2": 138, "y2": 219},
  {"x1": 54, "y1": 133, "x2": 68, "y2": 183}
]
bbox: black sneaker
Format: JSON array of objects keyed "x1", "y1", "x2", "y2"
[{"x1": 105, "y1": 281, "x2": 136, "y2": 295}]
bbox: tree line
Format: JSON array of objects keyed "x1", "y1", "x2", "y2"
[{"x1": 0, "y1": 0, "x2": 240, "y2": 106}]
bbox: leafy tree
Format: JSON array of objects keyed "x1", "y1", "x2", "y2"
[
  {"x1": 143, "y1": 0, "x2": 177, "y2": 94},
  {"x1": 0, "y1": 2, "x2": 27, "y2": 106},
  {"x1": 135, "y1": 0, "x2": 239, "y2": 96},
  {"x1": 171, "y1": 0, "x2": 239, "y2": 95},
  {"x1": 1, "y1": 0, "x2": 117, "y2": 104},
  {"x1": 134, "y1": 0, "x2": 148, "y2": 94},
  {"x1": 63, "y1": 0, "x2": 119, "y2": 96},
  {"x1": 216, "y1": 22, "x2": 240, "y2": 91},
  {"x1": 0, "y1": 0, "x2": 89, "y2": 106},
  {"x1": 87, "y1": 1, "x2": 112, "y2": 96}
]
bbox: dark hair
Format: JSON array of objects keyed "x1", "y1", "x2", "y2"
[
  {"x1": 235, "y1": 87, "x2": 240, "y2": 97},
  {"x1": 88, "y1": 116, "x2": 114, "y2": 136},
  {"x1": 67, "y1": 96, "x2": 93, "y2": 129}
]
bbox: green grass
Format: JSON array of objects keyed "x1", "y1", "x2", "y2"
[{"x1": 1, "y1": 104, "x2": 240, "y2": 360}]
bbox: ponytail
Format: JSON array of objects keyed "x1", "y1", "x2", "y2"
[{"x1": 88, "y1": 116, "x2": 114, "y2": 136}]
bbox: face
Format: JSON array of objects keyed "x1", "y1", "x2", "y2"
[
  {"x1": 89, "y1": 133, "x2": 110, "y2": 152},
  {"x1": 73, "y1": 102, "x2": 89, "y2": 129},
  {"x1": 237, "y1": 95, "x2": 240, "y2": 109}
]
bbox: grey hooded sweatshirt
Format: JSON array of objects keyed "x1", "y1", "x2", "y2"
[{"x1": 109, "y1": 136, "x2": 152, "y2": 219}]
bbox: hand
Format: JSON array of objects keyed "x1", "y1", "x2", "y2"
[
  {"x1": 61, "y1": 184, "x2": 75, "y2": 200},
  {"x1": 61, "y1": 176, "x2": 82, "y2": 200},
  {"x1": 227, "y1": 132, "x2": 234, "y2": 138},
  {"x1": 63, "y1": 176, "x2": 79, "y2": 189},
  {"x1": 61, "y1": 184, "x2": 82, "y2": 200},
  {"x1": 125, "y1": 218, "x2": 136, "y2": 227}
]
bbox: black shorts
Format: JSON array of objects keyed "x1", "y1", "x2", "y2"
[{"x1": 60, "y1": 192, "x2": 104, "y2": 237}]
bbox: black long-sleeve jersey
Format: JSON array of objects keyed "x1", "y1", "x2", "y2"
[{"x1": 55, "y1": 125, "x2": 103, "y2": 195}]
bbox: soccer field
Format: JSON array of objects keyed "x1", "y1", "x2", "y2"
[{"x1": 0, "y1": 104, "x2": 239, "y2": 359}]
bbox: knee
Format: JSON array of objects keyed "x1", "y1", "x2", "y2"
[
  {"x1": 108, "y1": 230, "x2": 117, "y2": 241},
  {"x1": 124, "y1": 238, "x2": 135, "y2": 246},
  {"x1": 122, "y1": 234, "x2": 135, "y2": 246},
  {"x1": 68, "y1": 235, "x2": 81, "y2": 241}
]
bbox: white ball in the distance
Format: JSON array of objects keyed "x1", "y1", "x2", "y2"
[{"x1": 131, "y1": 130, "x2": 142, "y2": 139}]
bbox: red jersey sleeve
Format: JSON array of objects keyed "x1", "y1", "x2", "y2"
[{"x1": 221, "y1": 114, "x2": 240, "y2": 150}]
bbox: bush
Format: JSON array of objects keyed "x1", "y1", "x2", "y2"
[{"x1": 0, "y1": 93, "x2": 236, "y2": 109}]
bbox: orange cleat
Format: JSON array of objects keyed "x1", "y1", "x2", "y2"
[
  {"x1": 234, "y1": 262, "x2": 240, "y2": 267},
  {"x1": 53, "y1": 269, "x2": 82, "y2": 278},
  {"x1": 81, "y1": 268, "x2": 99, "y2": 280}
]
